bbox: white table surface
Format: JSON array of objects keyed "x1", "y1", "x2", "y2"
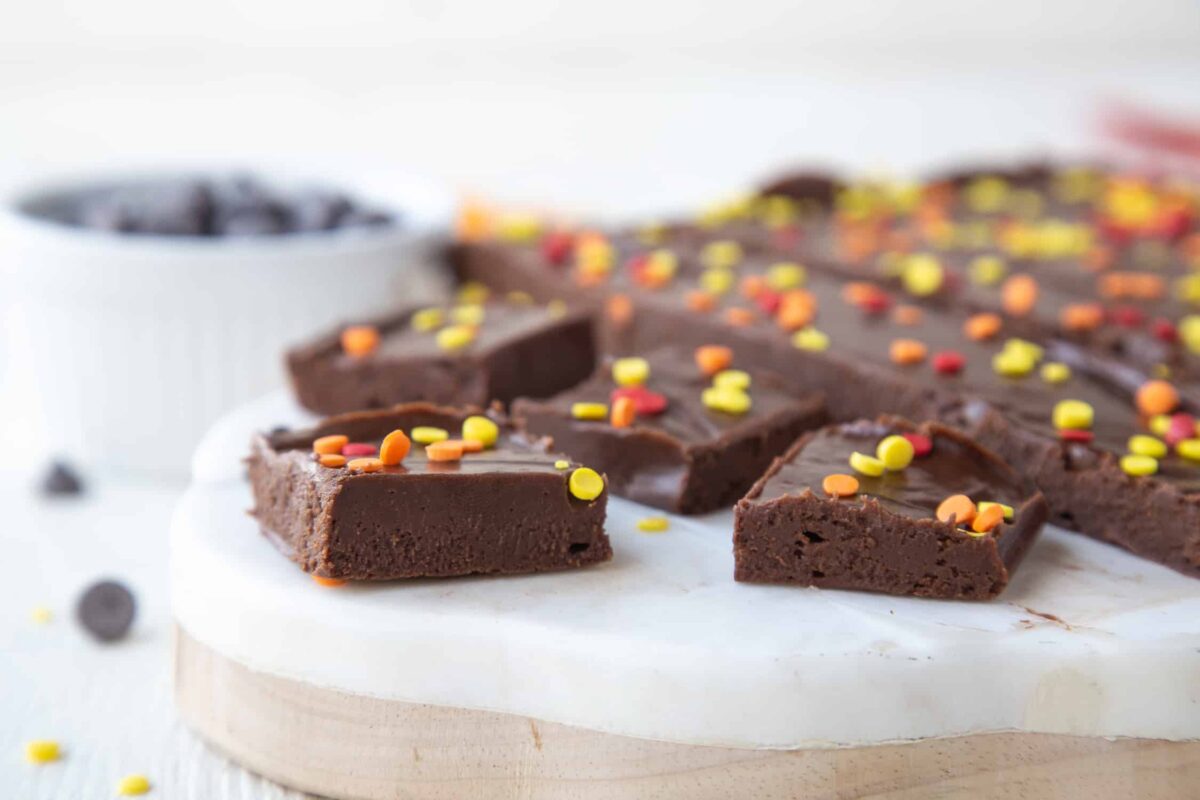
[{"x1": 0, "y1": 471, "x2": 311, "y2": 798}]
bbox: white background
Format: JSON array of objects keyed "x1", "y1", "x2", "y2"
[{"x1": 2, "y1": 2, "x2": 1200, "y2": 796}]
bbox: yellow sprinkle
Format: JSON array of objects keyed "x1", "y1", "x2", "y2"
[
  {"x1": 410, "y1": 307, "x2": 444, "y2": 332},
  {"x1": 1052, "y1": 399, "x2": 1094, "y2": 431},
  {"x1": 1149, "y1": 414, "x2": 1172, "y2": 437},
  {"x1": 1177, "y1": 274, "x2": 1200, "y2": 305},
  {"x1": 507, "y1": 290, "x2": 534, "y2": 305},
  {"x1": 993, "y1": 350, "x2": 1034, "y2": 378},
  {"x1": 1174, "y1": 438, "x2": 1200, "y2": 460},
  {"x1": 436, "y1": 324, "x2": 476, "y2": 351},
  {"x1": 966, "y1": 176, "x2": 1010, "y2": 213},
  {"x1": 575, "y1": 235, "x2": 614, "y2": 275},
  {"x1": 976, "y1": 501, "x2": 1015, "y2": 521},
  {"x1": 571, "y1": 402, "x2": 609, "y2": 421},
  {"x1": 701, "y1": 386, "x2": 751, "y2": 415},
  {"x1": 1181, "y1": 315, "x2": 1200, "y2": 355},
  {"x1": 1120, "y1": 454, "x2": 1158, "y2": 477},
  {"x1": 1040, "y1": 362, "x2": 1071, "y2": 384},
  {"x1": 643, "y1": 249, "x2": 679, "y2": 284},
  {"x1": 637, "y1": 222, "x2": 665, "y2": 245},
  {"x1": 547, "y1": 299, "x2": 568, "y2": 318},
  {"x1": 496, "y1": 213, "x2": 541, "y2": 243},
  {"x1": 25, "y1": 739, "x2": 61, "y2": 764},
  {"x1": 968, "y1": 255, "x2": 1008, "y2": 287},
  {"x1": 456, "y1": 281, "x2": 490, "y2": 304},
  {"x1": 462, "y1": 416, "x2": 499, "y2": 448},
  {"x1": 30, "y1": 606, "x2": 52, "y2": 624},
  {"x1": 1128, "y1": 435, "x2": 1167, "y2": 459},
  {"x1": 712, "y1": 369, "x2": 751, "y2": 391},
  {"x1": 568, "y1": 467, "x2": 605, "y2": 501},
  {"x1": 876, "y1": 435, "x2": 915, "y2": 471},
  {"x1": 901, "y1": 254, "x2": 944, "y2": 297},
  {"x1": 766, "y1": 262, "x2": 806, "y2": 291},
  {"x1": 116, "y1": 774, "x2": 151, "y2": 795},
  {"x1": 450, "y1": 304, "x2": 485, "y2": 326},
  {"x1": 554, "y1": 459, "x2": 570, "y2": 470},
  {"x1": 701, "y1": 240, "x2": 743, "y2": 270},
  {"x1": 411, "y1": 426, "x2": 449, "y2": 445},
  {"x1": 849, "y1": 451, "x2": 886, "y2": 477},
  {"x1": 637, "y1": 516, "x2": 670, "y2": 533},
  {"x1": 700, "y1": 268, "x2": 735, "y2": 295},
  {"x1": 792, "y1": 327, "x2": 830, "y2": 352},
  {"x1": 612, "y1": 357, "x2": 650, "y2": 387}
]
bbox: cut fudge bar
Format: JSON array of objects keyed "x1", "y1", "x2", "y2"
[
  {"x1": 248, "y1": 403, "x2": 611, "y2": 580},
  {"x1": 286, "y1": 298, "x2": 596, "y2": 415},
  {"x1": 512, "y1": 349, "x2": 827, "y2": 514},
  {"x1": 735, "y1": 418, "x2": 1047, "y2": 599}
]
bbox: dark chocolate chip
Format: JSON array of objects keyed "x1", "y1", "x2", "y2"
[
  {"x1": 40, "y1": 460, "x2": 84, "y2": 497},
  {"x1": 76, "y1": 580, "x2": 136, "y2": 643}
]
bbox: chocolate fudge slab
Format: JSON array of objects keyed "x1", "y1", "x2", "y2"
[
  {"x1": 512, "y1": 350, "x2": 827, "y2": 514},
  {"x1": 248, "y1": 404, "x2": 611, "y2": 580},
  {"x1": 286, "y1": 300, "x2": 596, "y2": 415},
  {"x1": 735, "y1": 419, "x2": 1047, "y2": 599}
]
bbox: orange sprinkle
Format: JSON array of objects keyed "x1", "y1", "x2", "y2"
[
  {"x1": 971, "y1": 503, "x2": 1005, "y2": 533},
  {"x1": 313, "y1": 575, "x2": 347, "y2": 588},
  {"x1": 611, "y1": 396, "x2": 637, "y2": 428},
  {"x1": 454, "y1": 199, "x2": 493, "y2": 242},
  {"x1": 341, "y1": 325, "x2": 381, "y2": 358},
  {"x1": 606, "y1": 293, "x2": 633, "y2": 326},
  {"x1": 1059, "y1": 303, "x2": 1105, "y2": 332},
  {"x1": 1135, "y1": 380, "x2": 1179, "y2": 416},
  {"x1": 841, "y1": 281, "x2": 878, "y2": 306},
  {"x1": 1083, "y1": 245, "x2": 1113, "y2": 272},
  {"x1": 1001, "y1": 274, "x2": 1038, "y2": 317},
  {"x1": 313, "y1": 435, "x2": 349, "y2": 456},
  {"x1": 822, "y1": 473, "x2": 860, "y2": 498},
  {"x1": 346, "y1": 457, "x2": 383, "y2": 473},
  {"x1": 724, "y1": 307, "x2": 757, "y2": 327},
  {"x1": 776, "y1": 289, "x2": 817, "y2": 331},
  {"x1": 1100, "y1": 272, "x2": 1166, "y2": 300},
  {"x1": 686, "y1": 290, "x2": 717, "y2": 313},
  {"x1": 889, "y1": 338, "x2": 928, "y2": 365},
  {"x1": 425, "y1": 440, "x2": 465, "y2": 462},
  {"x1": 379, "y1": 429, "x2": 411, "y2": 466},
  {"x1": 459, "y1": 438, "x2": 485, "y2": 453},
  {"x1": 695, "y1": 345, "x2": 733, "y2": 376},
  {"x1": 893, "y1": 304, "x2": 924, "y2": 326},
  {"x1": 1129, "y1": 273, "x2": 1166, "y2": 300},
  {"x1": 936, "y1": 494, "x2": 976, "y2": 525},
  {"x1": 963, "y1": 312, "x2": 1002, "y2": 342},
  {"x1": 740, "y1": 275, "x2": 767, "y2": 299},
  {"x1": 318, "y1": 454, "x2": 347, "y2": 468}
]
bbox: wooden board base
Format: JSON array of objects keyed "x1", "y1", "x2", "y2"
[{"x1": 173, "y1": 628, "x2": 1199, "y2": 799}]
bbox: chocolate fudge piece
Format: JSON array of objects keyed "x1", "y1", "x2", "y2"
[
  {"x1": 247, "y1": 404, "x2": 611, "y2": 580},
  {"x1": 287, "y1": 299, "x2": 596, "y2": 415},
  {"x1": 512, "y1": 350, "x2": 827, "y2": 514},
  {"x1": 735, "y1": 418, "x2": 1047, "y2": 599}
]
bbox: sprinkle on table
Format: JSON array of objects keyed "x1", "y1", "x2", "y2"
[
  {"x1": 462, "y1": 416, "x2": 499, "y2": 448},
  {"x1": 313, "y1": 575, "x2": 346, "y2": 588},
  {"x1": 1135, "y1": 380, "x2": 1179, "y2": 416},
  {"x1": 25, "y1": 739, "x2": 61, "y2": 764},
  {"x1": 637, "y1": 516, "x2": 670, "y2": 533},
  {"x1": 568, "y1": 467, "x2": 605, "y2": 501},
  {"x1": 612, "y1": 357, "x2": 650, "y2": 387},
  {"x1": 936, "y1": 494, "x2": 976, "y2": 525},
  {"x1": 116, "y1": 773, "x2": 152, "y2": 796},
  {"x1": 313, "y1": 435, "x2": 349, "y2": 456},
  {"x1": 411, "y1": 426, "x2": 449, "y2": 445},
  {"x1": 1052, "y1": 399, "x2": 1094, "y2": 431},
  {"x1": 1120, "y1": 454, "x2": 1158, "y2": 477},
  {"x1": 876, "y1": 435, "x2": 915, "y2": 471},
  {"x1": 694, "y1": 345, "x2": 734, "y2": 376},
  {"x1": 849, "y1": 452, "x2": 885, "y2": 477},
  {"x1": 572, "y1": 402, "x2": 609, "y2": 421},
  {"x1": 822, "y1": 473, "x2": 859, "y2": 498},
  {"x1": 340, "y1": 325, "x2": 380, "y2": 358},
  {"x1": 379, "y1": 429, "x2": 413, "y2": 465}
]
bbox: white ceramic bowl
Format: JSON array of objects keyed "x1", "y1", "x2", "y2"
[{"x1": 0, "y1": 166, "x2": 453, "y2": 475}]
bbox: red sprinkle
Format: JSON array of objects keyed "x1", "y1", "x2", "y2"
[
  {"x1": 1059, "y1": 429, "x2": 1094, "y2": 444},
  {"x1": 754, "y1": 289, "x2": 782, "y2": 315},
  {"x1": 611, "y1": 386, "x2": 669, "y2": 416},
  {"x1": 931, "y1": 350, "x2": 966, "y2": 376},
  {"x1": 859, "y1": 290, "x2": 893, "y2": 315},
  {"x1": 625, "y1": 253, "x2": 650, "y2": 280},
  {"x1": 1150, "y1": 318, "x2": 1178, "y2": 343},
  {"x1": 342, "y1": 442, "x2": 378, "y2": 457},
  {"x1": 1166, "y1": 413, "x2": 1197, "y2": 447},
  {"x1": 1108, "y1": 305, "x2": 1145, "y2": 328},
  {"x1": 540, "y1": 231, "x2": 575, "y2": 267},
  {"x1": 902, "y1": 433, "x2": 933, "y2": 457},
  {"x1": 1152, "y1": 207, "x2": 1192, "y2": 240}
]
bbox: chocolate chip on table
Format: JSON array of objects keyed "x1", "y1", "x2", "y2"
[
  {"x1": 40, "y1": 460, "x2": 85, "y2": 497},
  {"x1": 76, "y1": 580, "x2": 136, "y2": 643}
]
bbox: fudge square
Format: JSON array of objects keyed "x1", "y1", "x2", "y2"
[
  {"x1": 248, "y1": 403, "x2": 611, "y2": 581},
  {"x1": 735, "y1": 418, "x2": 1046, "y2": 599},
  {"x1": 286, "y1": 297, "x2": 596, "y2": 415},
  {"x1": 512, "y1": 347, "x2": 827, "y2": 514}
]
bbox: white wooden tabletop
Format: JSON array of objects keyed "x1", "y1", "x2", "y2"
[{"x1": 0, "y1": 470, "x2": 311, "y2": 798}]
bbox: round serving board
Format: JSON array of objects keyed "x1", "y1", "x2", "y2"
[{"x1": 172, "y1": 392, "x2": 1200, "y2": 798}]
